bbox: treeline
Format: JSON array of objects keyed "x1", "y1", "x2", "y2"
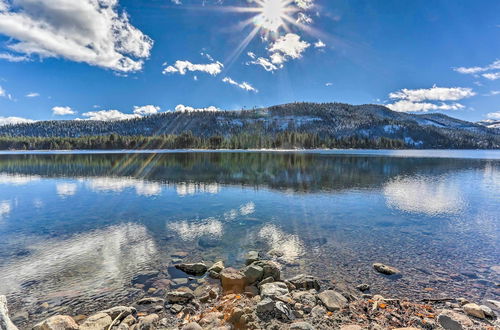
[{"x1": 0, "y1": 132, "x2": 406, "y2": 150}]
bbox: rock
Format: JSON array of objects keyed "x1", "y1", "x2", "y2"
[
  {"x1": 171, "y1": 251, "x2": 189, "y2": 258},
  {"x1": 463, "y1": 303, "x2": 485, "y2": 319},
  {"x1": 318, "y1": 290, "x2": 348, "y2": 312},
  {"x1": 175, "y1": 263, "x2": 207, "y2": 276},
  {"x1": 172, "y1": 278, "x2": 188, "y2": 286},
  {"x1": 479, "y1": 305, "x2": 495, "y2": 318},
  {"x1": 136, "y1": 298, "x2": 164, "y2": 306},
  {"x1": 487, "y1": 299, "x2": 500, "y2": 309},
  {"x1": 260, "y1": 261, "x2": 281, "y2": 281},
  {"x1": 136, "y1": 314, "x2": 159, "y2": 330},
  {"x1": 11, "y1": 311, "x2": 29, "y2": 324},
  {"x1": 392, "y1": 328, "x2": 420, "y2": 330},
  {"x1": 228, "y1": 307, "x2": 244, "y2": 324},
  {"x1": 220, "y1": 268, "x2": 247, "y2": 293},
  {"x1": 0, "y1": 295, "x2": 18, "y2": 330},
  {"x1": 208, "y1": 261, "x2": 224, "y2": 273},
  {"x1": 244, "y1": 285, "x2": 259, "y2": 297},
  {"x1": 79, "y1": 312, "x2": 113, "y2": 330},
  {"x1": 182, "y1": 322, "x2": 203, "y2": 330},
  {"x1": 33, "y1": 315, "x2": 79, "y2": 330},
  {"x1": 166, "y1": 291, "x2": 194, "y2": 304},
  {"x1": 275, "y1": 301, "x2": 294, "y2": 320},
  {"x1": 245, "y1": 251, "x2": 260, "y2": 265},
  {"x1": 292, "y1": 291, "x2": 317, "y2": 307},
  {"x1": 290, "y1": 321, "x2": 316, "y2": 330},
  {"x1": 243, "y1": 264, "x2": 264, "y2": 284},
  {"x1": 258, "y1": 276, "x2": 274, "y2": 287},
  {"x1": 310, "y1": 305, "x2": 326, "y2": 318},
  {"x1": 340, "y1": 326, "x2": 363, "y2": 330},
  {"x1": 373, "y1": 263, "x2": 400, "y2": 275},
  {"x1": 131, "y1": 271, "x2": 160, "y2": 285},
  {"x1": 256, "y1": 298, "x2": 275, "y2": 315},
  {"x1": 356, "y1": 284, "x2": 370, "y2": 292},
  {"x1": 121, "y1": 315, "x2": 136, "y2": 326},
  {"x1": 437, "y1": 310, "x2": 474, "y2": 330},
  {"x1": 260, "y1": 282, "x2": 289, "y2": 299},
  {"x1": 171, "y1": 304, "x2": 184, "y2": 313},
  {"x1": 100, "y1": 306, "x2": 136, "y2": 320},
  {"x1": 287, "y1": 274, "x2": 320, "y2": 291}
]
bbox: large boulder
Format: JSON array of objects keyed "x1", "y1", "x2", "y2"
[
  {"x1": 79, "y1": 313, "x2": 113, "y2": 330},
  {"x1": 317, "y1": 290, "x2": 348, "y2": 312},
  {"x1": 288, "y1": 274, "x2": 320, "y2": 291},
  {"x1": 175, "y1": 263, "x2": 207, "y2": 276},
  {"x1": 0, "y1": 295, "x2": 18, "y2": 330},
  {"x1": 33, "y1": 315, "x2": 79, "y2": 330},
  {"x1": 220, "y1": 268, "x2": 247, "y2": 293},
  {"x1": 250, "y1": 260, "x2": 280, "y2": 281},
  {"x1": 373, "y1": 263, "x2": 400, "y2": 275},
  {"x1": 260, "y1": 282, "x2": 289, "y2": 299},
  {"x1": 207, "y1": 261, "x2": 224, "y2": 278}
]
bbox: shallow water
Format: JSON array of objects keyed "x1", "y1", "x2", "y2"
[{"x1": 0, "y1": 150, "x2": 498, "y2": 325}]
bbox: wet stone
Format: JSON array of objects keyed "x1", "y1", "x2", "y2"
[{"x1": 373, "y1": 263, "x2": 400, "y2": 275}]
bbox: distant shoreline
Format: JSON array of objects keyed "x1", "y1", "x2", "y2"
[{"x1": 0, "y1": 149, "x2": 499, "y2": 160}]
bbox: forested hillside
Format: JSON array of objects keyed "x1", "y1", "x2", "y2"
[{"x1": 0, "y1": 103, "x2": 498, "y2": 149}]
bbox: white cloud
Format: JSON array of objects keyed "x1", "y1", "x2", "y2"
[
  {"x1": 0, "y1": 85, "x2": 12, "y2": 100},
  {"x1": 133, "y1": 105, "x2": 160, "y2": 116},
  {"x1": 386, "y1": 86, "x2": 475, "y2": 113},
  {"x1": 296, "y1": 12, "x2": 312, "y2": 25},
  {"x1": 388, "y1": 86, "x2": 476, "y2": 102},
  {"x1": 25, "y1": 92, "x2": 39, "y2": 97},
  {"x1": 294, "y1": 0, "x2": 314, "y2": 10},
  {"x1": 487, "y1": 111, "x2": 500, "y2": 120},
  {"x1": 483, "y1": 72, "x2": 500, "y2": 80},
  {"x1": 222, "y1": 77, "x2": 258, "y2": 92},
  {"x1": 269, "y1": 33, "x2": 310, "y2": 63},
  {"x1": 0, "y1": 116, "x2": 35, "y2": 126},
  {"x1": 314, "y1": 40, "x2": 326, "y2": 48},
  {"x1": 0, "y1": 52, "x2": 29, "y2": 62},
  {"x1": 247, "y1": 52, "x2": 256, "y2": 59},
  {"x1": 325, "y1": 82, "x2": 333, "y2": 87},
  {"x1": 454, "y1": 59, "x2": 500, "y2": 75},
  {"x1": 174, "y1": 104, "x2": 220, "y2": 113},
  {"x1": 163, "y1": 60, "x2": 223, "y2": 76},
  {"x1": 171, "y1": 0, "x2": 182, "y2": 4},
  {"x1": 386, "y1": 100, "x2": 465, "y2": 113},
  {"x1": 82, "y1": 110, "x2": 139, "y2": 121},
  {"x1": 248, "y1": 57, "x2": 278, "y2": 72},
  {"x1": 52, "y1": 106, "x2": 76, "y2": 116},
  {"x1": 0, "y1": 0, "x2": 153, "y2": 72}
]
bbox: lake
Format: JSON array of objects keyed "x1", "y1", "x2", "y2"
[{"x1": 0, "y1": 150, "x2": 498, "y2": 325}]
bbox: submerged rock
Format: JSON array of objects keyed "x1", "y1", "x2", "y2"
[
  {"x1": 33, "y1": 315, "x2": 79, "y2": 330},
  {"x1": 166, "y1": 291, "x2": 194, "y2": 304},
  {"x1": 0, "y1": 295, "x2": 18, "y2": 330},
  {"x1": 373, "y1": 263, "x2": 400, "y2": 275},
  {"x1": 318, "y1": 290, "x2": 348, "y2": 312},
  {"x1": 288, "y1": 274, "x2": 320, "y2": 291},
  {"x1": 175, "y1": 263, "x2": 208, "y2": 276}
]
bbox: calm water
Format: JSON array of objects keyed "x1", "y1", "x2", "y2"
[{"x1": 0, "y1": 150, "x2": 498, "y2": 324}]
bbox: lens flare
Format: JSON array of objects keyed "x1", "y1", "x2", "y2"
[{"x1": 253, "y1": 0, "x2": 288, "y2": 32}]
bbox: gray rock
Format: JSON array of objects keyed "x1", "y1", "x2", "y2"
[
  {"x1": 171, "y1": 304, "x2": 184, "y2": 313},
  {"x1": 290, "y1": 321, "x2": 316, "y2": 330},
  {"x1": 288, "y1": 274, "x2": 320, "y2": 291},
  {"x1": 275, "y1": 301, "x2": 294, "y2": 320},
  {"x1": 0, "y1": 296, "x2": 18, "y2": 330},
  {"x1": 182, "y1": 322, "x2": 203, "y2": 330},
  {"x1": 480, "y1": 305, "x2": 495, "y2": 317},
  {"x1": 136, "y1": 314, "x2": 159, "y2": 330},
  {"x1": 33, "y1": 315, "x2": 79, "y2": 330},
  {"x1": 292, "y1": 291, "x2": 317, "y2": 307},
  {"x1": 175, "y1": 263, "x2": 207, "y2": 276},
  {"x1": 245, "y1": 251, "x2": 260, "y2": 265},
  {"x1": 11, "y1": 311, "x2": 29, "y2": 324},
  {"x1": 373, "y1": 263, "x2": 400, "y2": 275},
  {"x1": 437, "y1": 310, "x2": 474, "y2": 330},
  {"x1": 136, "y1": 298, "x2": 164, "y2": 306},
  {"x1": 79, "y1": 313, "x2": 113, "y2": 330},
  {"x1": 487, "y1": 299, "x2": 500, "y2": 309},
  {"x1": 208, "y1": 261, "x2": 224, "y2": 273},
  {"x1": 318, "y1": 290, "x2": 348, "y2": 312},
  {"x1": 243, "y1": 264, "x2": 264, "y2": 284},
  {"x1": 172, "y1": 278, "x2": 189, "y2": 286},
  {"x1": 260, "y1": 282, "x2": 289, "y2": 299},
  {"x1": 166, "y1": 291, "x2": 194, "y2": 304},
  {"x1": 356, "y1": 284, "x2": 370, "y2": 292},
  {"x1": 310, "y1": 305, "x2": 326, "y2": 318},
  {"x1": 256, "y1": 298, "x2": 275, "y2": 315}
]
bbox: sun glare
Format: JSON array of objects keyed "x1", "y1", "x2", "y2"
[{"x1": 253, "y1": 0, "x2": 292, "y2": 32}]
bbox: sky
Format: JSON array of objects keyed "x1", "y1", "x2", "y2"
[{"x1": 0, "y1": 0, "x2": 499, "y2": 125}]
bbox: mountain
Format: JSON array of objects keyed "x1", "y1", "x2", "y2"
[{"x1": 1, "y1": 102, "x2": 499, "y2": 149}]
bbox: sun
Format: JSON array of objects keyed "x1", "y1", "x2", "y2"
[{"x1": 252, "y1": 0, "x2": 294, "y2": 32}]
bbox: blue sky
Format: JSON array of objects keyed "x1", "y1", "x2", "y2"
[{"x1": 0, "y1": 0, "x2": 499, "y2": 125}]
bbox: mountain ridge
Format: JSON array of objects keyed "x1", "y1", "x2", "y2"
[{"x1": 1, "y1": 102, "x2": 499, "y2": 149}]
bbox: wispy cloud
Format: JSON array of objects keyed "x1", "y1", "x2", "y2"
[
  {"x1": 454, "y1": 59, "x2": 500, "y2": 80},
  {"x1": 487, "y1": 111, "x2": 500, "y2": 120},
  {"x1": 81, "y1": 110, "x2": 139, "y2": 121},
  {"x1": 222, "y1": 77, "x2": 258, "y2": 92},
  {"x1": 0, "y1": 53, "x2": 29, "y2": 62},
  {"x1": 25, "y1": 92, "x2": 39, "y2": 98},
  {"x1": 163, "y1": 60, "x2": 223, "y2": 76},
  {"x1": 174, "y1": 104, "x2": 220, "y2": 113}
]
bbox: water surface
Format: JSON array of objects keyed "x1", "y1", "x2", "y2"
[{"x1": 0, "y1": 150, "x2": 498, "y2": 325}]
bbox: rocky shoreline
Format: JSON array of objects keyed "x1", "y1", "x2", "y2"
[{"x1": 1, "y1": 251, "x2": 499, "y2": 330}]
